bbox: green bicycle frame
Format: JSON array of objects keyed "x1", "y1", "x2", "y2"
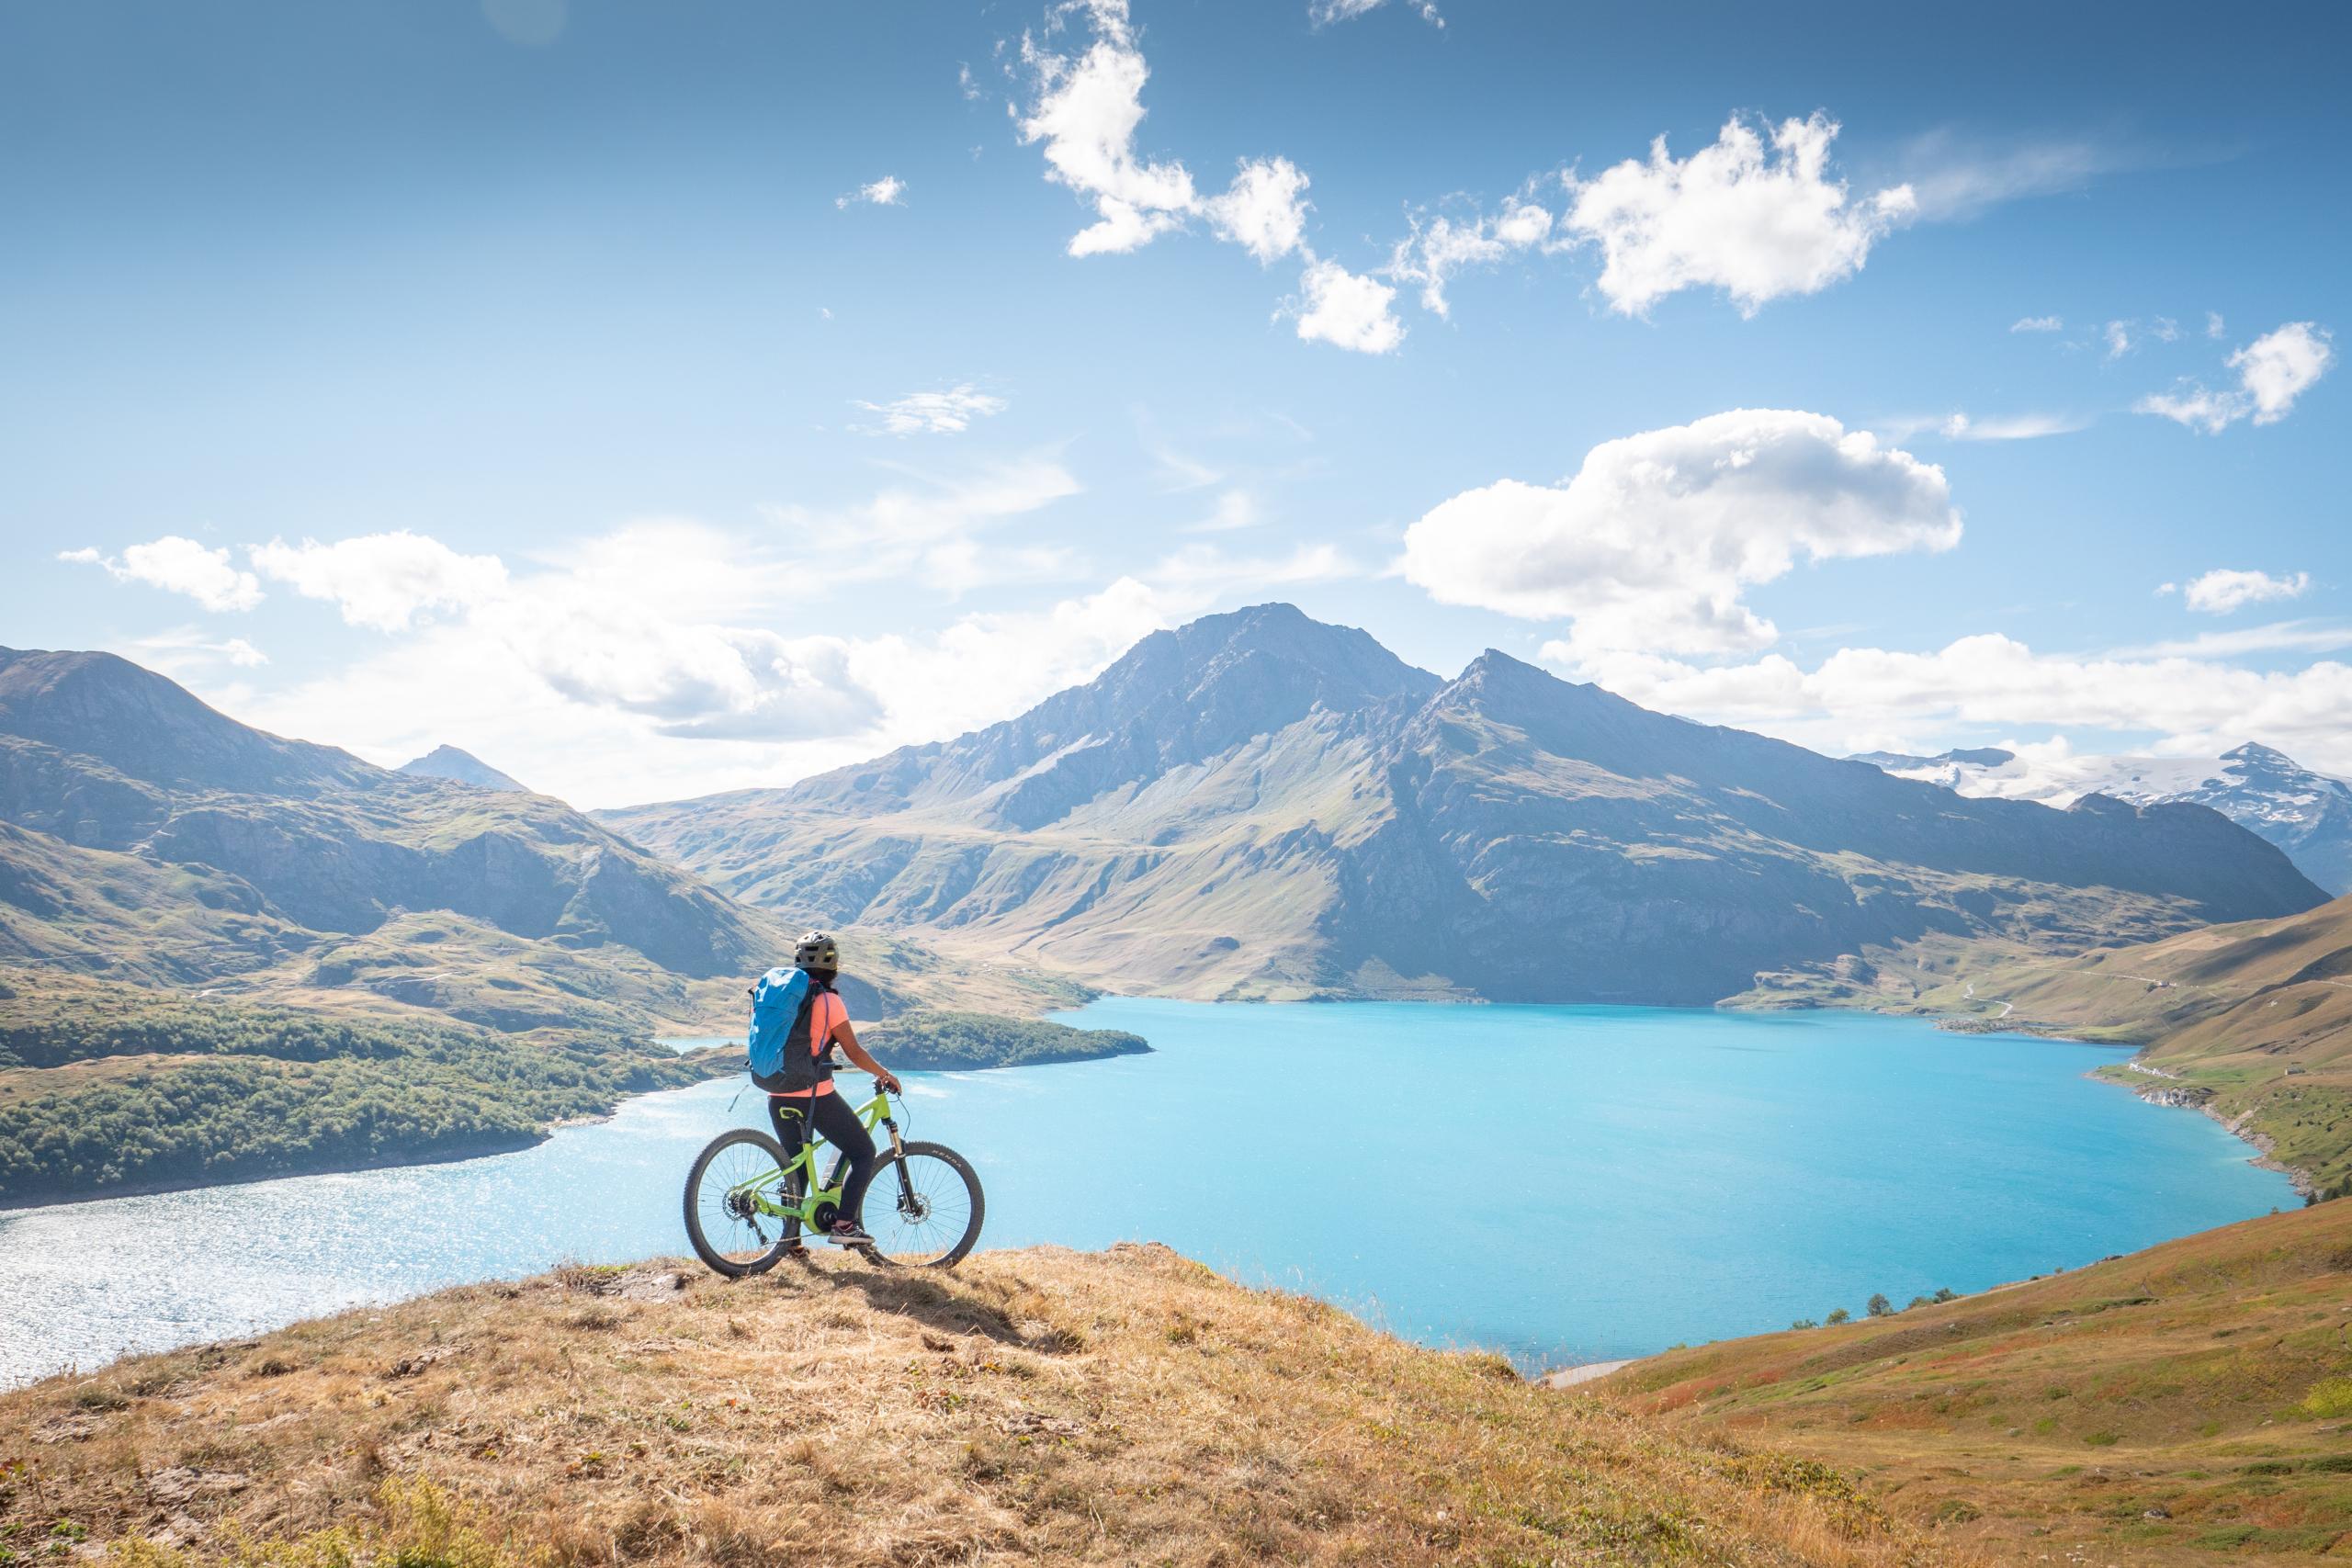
[{"x1": 727, "y1": 1089, "x2": 906, "y2": 1228}]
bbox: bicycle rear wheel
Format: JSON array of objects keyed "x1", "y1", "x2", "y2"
[
  {"x1": 684, "y1": 1129, "x2": 800, "y2": 1277},
  {"x1": 857, "y1": 1141, "x2": 984, "y2": 1268}
]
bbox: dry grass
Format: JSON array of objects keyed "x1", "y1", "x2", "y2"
[
  {"x1": 0, "y1": 1246, "x2": 1967, "y2": 1567},
  {"x1": 1608, "y1": 1200, "x2": 2352, "y2": 1566}
]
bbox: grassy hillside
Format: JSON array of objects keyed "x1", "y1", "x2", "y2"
[
  {"x1": 0, "y1": 1245, "x2": 1962, "y2": 1567},
  {"x1": 0, "y1": 967, "x2": 731, "y2": 1205},
  {"x1": 1605, "y1": 1200, "x2": 2352, "y2": 1565}
]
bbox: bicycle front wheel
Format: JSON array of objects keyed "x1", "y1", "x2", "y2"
[
  {"x1": 859, "y1": 1141, "x2": 984, "y2": 1268},
  {"x1": 684, "y1": 1129, "x2": 799, "y2": 1277}
]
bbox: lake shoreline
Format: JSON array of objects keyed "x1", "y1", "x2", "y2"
[
  {"x1": 1921, "y1": 1006, "x2": 2322, "y2": 1199},
  {"x1": 0, "y1": 1127, "x2": 553, "y2": 1213},
  {"x1": 2110, "y1": 1075, "x2": 2314, "y2": 1199},
  {"x1": 4, "y1": 999, "x2": 2295, "y2": 1389}
]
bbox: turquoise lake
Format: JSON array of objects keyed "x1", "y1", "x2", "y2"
[{"x1": 0, "y1": 1000, "x2": 2293, "y2": 1386}]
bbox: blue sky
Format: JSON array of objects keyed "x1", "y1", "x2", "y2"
[{"x1": 2, "y1": 0, "x2": 2345, "y2": 806}]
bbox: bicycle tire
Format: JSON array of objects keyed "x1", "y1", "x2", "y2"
[
  {"x1": 856, "y1": 1141, "x2": 985, "y2": 1269},
  {"x1": 683, "y1": 1128, "x2": 798, "y2": 1278}
]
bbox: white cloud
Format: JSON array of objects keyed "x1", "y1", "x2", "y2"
[
  {"x1": 1307, "y1": 0, "x2": 1442, "y2": 27},
  {"x1": 1204, "y1": 156, "x2": 1312, "y2": 265},
  {"x1": 492, "y1": 536, "x2": 884, "y2": 742},
  {"x1": 1385, "y1": 199, "x2": 1553, "y2": 317},
  {"x1": 2113, "y1": 620, "x2": 2352, "y2": 660},
  {"x1": 250, "y1": 531, "x2": 508, "y2": 632},
  {"x1": 1931, "y1": 411, "x2": 2087, "y2": 441},
  {"x1": 1889, "y1": 132, "x2": 2132, "y2": 222},
  {"x1": 842, "y1": 578, "x2": 1173, "y2": 754},
  {"x1": 1018, "y1": 1, "x2": 1202, "y2": 256},
  {"x1": 2206, "y1": 310, "x2": 2225, "y2": 339},
  {"x1": 1188, "y1": 489, "x2": 1259, "y2": 533},
  {"x1": 61, "y1": 536, "x2": 264, "y2": 614},
  {"x1": 764, "y1": 455, "x2": 1084, "y2": 594},
  {"x1": 825, "y1": 456, "x2": 1081, "y2": 551},
  {"x1": 2232, "y1": 321, "x2": 2334, "y2": 423},
  {"x1": 2133, "y1": 385, "x2": 2239, "y2": 434},
  {"x1": 2103, "y1": 320, "x2": 2132, "y2": 359},
  {"x1": 1399, "y1": 409, "x2": 1960, "y2": 660},
  {"x1": 1145, "y1": 540, "x2": 1357, "y2": 593},
  {"x1": 1017, "y1": 1, "x2": 1388, "y2": 346},
  {"x1": 1558, "y1": 114, "x2": 1917, "y2": 317},
  {"x1": 1291, "y1": 257, "x2": 1405, "y2": 353},
  {"x1": 1559, "y1": 635, "x2": 2352, "y2": 779},
  {"x1": 852, "y1": 385, "x2": 1010, "y2": 435},
  {"x1": 2137, "y1": 321, "x2": 2334, "y2": 433},
  {"x1": 836, "y1": 175, "x2": 906, "y2": 209},
  {"x1": 1881, "y1": 411, "x2": 2086, "y2": 442},
  {"x1": 2009, "y1": 315, "x2": 2063, "y2": 333},
  {"x1": 2182, "y1": 568, "x2": 2312, "y2": 615},
  {"x1": 113, "y1": 627, "x2": 270, "y2": 682}
]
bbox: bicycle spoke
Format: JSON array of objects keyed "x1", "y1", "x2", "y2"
[{"x1": 867, "y1": 1152, "x2": 974, "y2": 1265}]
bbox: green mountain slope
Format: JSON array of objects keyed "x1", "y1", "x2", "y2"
[{"x1": 603, "y1": 604, "x2": 2328, "y2": 1004}]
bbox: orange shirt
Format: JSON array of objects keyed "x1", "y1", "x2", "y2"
[{"x1": 772, "y1": 987, "x2": 846, "y2": 1099}]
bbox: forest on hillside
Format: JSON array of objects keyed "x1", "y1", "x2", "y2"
[{"x1": 0, "y1": 969, "x2": 728, "y2": 1204}]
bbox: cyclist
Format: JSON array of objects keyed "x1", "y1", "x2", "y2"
[{"x1": 770, "y1": 931, "x2": 901, "y2": 1249}]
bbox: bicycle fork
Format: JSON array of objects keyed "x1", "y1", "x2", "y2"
[{"x1": 881, "y1": 1115, "x2": 916, "y2": 1215}]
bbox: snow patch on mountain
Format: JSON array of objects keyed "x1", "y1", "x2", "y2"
[{"x1": 1851, "y1": 741, "x2": 2352, "y2": 895}]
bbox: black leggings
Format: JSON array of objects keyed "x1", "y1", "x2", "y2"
[{"x1": 769, "y1": 1091, "x2": 878, "y2": 1227}]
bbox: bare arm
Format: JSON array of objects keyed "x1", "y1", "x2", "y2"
[{"x1": 831, "y1": 1018, "x2": 899, "y2": 1093}]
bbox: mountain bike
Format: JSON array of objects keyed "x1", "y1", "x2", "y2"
[{"x1": 682, "y1": 1083, "x2": 984, "y2": 1275}]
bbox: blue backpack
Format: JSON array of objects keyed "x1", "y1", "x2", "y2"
[{"x1": 746, "y1": 966, "x2": 815, "y2": 1092}]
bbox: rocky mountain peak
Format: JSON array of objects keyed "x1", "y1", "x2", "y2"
[
  {"x1": 1095, "y1": 603, "x2": 1440, "y2": 721},
  {"x1": 2222, "y1": 741, "x2": 2300, "y2": 772}
]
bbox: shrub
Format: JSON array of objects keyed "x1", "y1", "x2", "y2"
[
  {"x1": 1825, "y1": 1308, "x2": 1851, "y2": 1325},
  {"x1": 2299, "y1": 1376, "x2": 2352, "y2": 1420},
  {"x1": 1866, "y1": 1293, "x2": 1894, "y2": 1318}
]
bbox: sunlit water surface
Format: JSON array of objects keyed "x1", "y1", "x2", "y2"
[{"x1": 0, "y1": 1000, "x2": 2291, "y2": 1384}]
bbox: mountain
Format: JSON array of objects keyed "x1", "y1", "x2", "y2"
[
  {"x1": 0, "y1": 646, "x2": 910, "y2": 1034},
  {"x1": 602, "y1": 604, "x2": 2328, "y2": 1006},
  {"x1": 1855, "y1": 740, "x2": 2352, "y2": 896},
  {"x1": 0, "y1": 1244, "x2": 1950, "y2": 1567},
  {"x1": 398, "y1": 743, "x2": 526, "y2": 793},
  {"x1": 1611, "y1": 1197, "x2": 2352, "y2": 1563},
  {"x1": 0, "y1": 648, "x2": 762, "y2": 981}
]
